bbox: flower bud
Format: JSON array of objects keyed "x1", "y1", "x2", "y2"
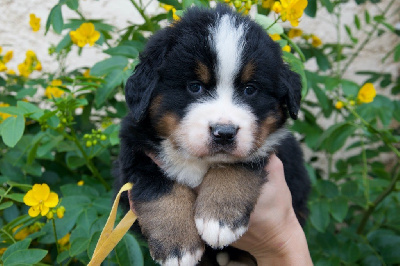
[
  {"x1": 46, "y1": 211, "x2": 54, "y2": 219},
  {"x1": 86, "y1": 141, "x2": 92, "y2": 147}
]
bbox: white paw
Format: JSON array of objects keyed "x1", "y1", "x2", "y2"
[
  {"x1": 159, "y1": 249, "x2": 203, "y2": 266},
  {"x1": 195, "y1": 218, "x2": 247, "y2": 248}
]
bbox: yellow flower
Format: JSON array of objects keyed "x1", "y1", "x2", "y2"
[
  {"x1": 18, "y1": 62, "x2": 31, "y2": 77},
  {"x1": 6, "y1": 69, "x2": 16, "y2": 75},
  {"x1": 311, "y1": 35, "x2": 322, "y2": 47},
  {"x1": 0, "y1": 46, "x2": 2, "y2": 54},
  {"x1": 35, "y1": 61, "x2": 42, "y2": 71},
  {"x1": 0, "y1": 103, "x2": 13, "y2": 122},
  {"x1": 269, "y1": 33, "x2": 281, "y2": 41},
  {"x1": 23, "y1": 183, "x2": 59, "y2": 217},
  {"x1": 57, "y1": 206, "x2": 66, "y2": 218},
  {"x1": 58, "y1": 233, "x2": 71, "y2": 251},
  {"x1": 46, "y1": 211, "x2": 54, "y2": 219},
  {"x1": 77, "y1": 180, "x2": 84, "y2": 186},
  {"x1": 45, "y1": 79, "x2": 65, "y2": 99},
  {"x1": 335, "y1": 101, "x2": 344, "y2": 109},
  {"x1": 3, "y1": 50, "x2": 13, "y2": 63},
  {"x1": 161, "y1": 4, "x2": 180, "y2": 20},
  {"x1": 272, "y1": 1, "x2": 282, "y2": 13},
  {"x1": 70, "y1": 23, "x2": 100, "y2": 48},
  {"x1": 12, "y1": 225, "x2": 31, "y2": 240},
  {"x1": 288, "y1": 28, "x2": 303, "y2": 39},
  {"x1": 29, "y1": 14, "x2": 41, "y2": 32},
  {"x1": 83, "y1": 69, "x2": 91, "y2": 77},
  {"x1": 0, "y1": 248, "x2": 6, "y2": 255},
  {"x1": 280, "y1": 0, "x2": 308, "y2": 27},
  {"x1": 357, "y1": 83, "x2": 376, "y2": 103},
  {"x1": 262, "y1": 0, "x2": 275, "y2": 9},
  {"x1": 0, "y1": 61, "x2": 7, "y2": 72},
  {"x1": 282, "y1": 45, "x2": 291, "y2": 52}
]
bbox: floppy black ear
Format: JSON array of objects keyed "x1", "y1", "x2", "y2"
[
  {"x1": 125, "y1": 34, "x2": 169, "y2": 123},
  {"x1": 280, "y1": 65, "x2": 302, "y2": 120}
]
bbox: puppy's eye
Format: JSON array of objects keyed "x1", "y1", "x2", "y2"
[
  {"x1": 244, "y1": 85, "x2": 257, "y2": 97},
  {"x1": 187, "y1": 81, "x2": 205, "y2": 95}
]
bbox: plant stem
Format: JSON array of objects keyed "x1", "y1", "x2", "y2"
[
  {"x1": 1, "y1": 228, "x2": 16, "y2": 244},
  {"x1": 361, "y1": 135, "x2": 370, "y2": 205},
  {"x1": 0, "y1": 185, "x2": 13, "y2": 204},
  {"x1": 281, "y1": 33, "x2": 306, "y2": 62},
  {"x1": 357, "y1": 171, "x2": 400, "y2": 234},
  {"x1": 347, "y1": 107, "x2": 400, "y2": 159},
  {"x1": 52, "y1": 219, "x2": 60, "y2": 254},
  {"x1": 266, "y1": 16, "x2": 281, "y2": 31},
  {"x1": 70, "y1": 129, "x2": 111, "y2": 190},
  {"x1": 129, "y1": 0, "x2": 155, "y2": 32},
  {"x1": 340, "y1": 0, "x2": 395, "y2": 76}
]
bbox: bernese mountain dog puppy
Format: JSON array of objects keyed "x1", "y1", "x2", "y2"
[{"x1": 115, "y1": 5, "x2": 310, "y2": 265}]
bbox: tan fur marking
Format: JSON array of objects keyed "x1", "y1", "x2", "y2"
[
  {"x1": 195, "y1": 165, "x2": 265, "y2": 226},
  {"x1": 135, "y1": 184, "x2": 204, "y2": 259},
  {"x1": 241, "y1": 62, "x2": 255, "y2": 83},
  {"x1": 156, "y1": 112, "x2": 179, "y2": 138},
  {"x1": 196, "y1": 62, "x2": 211, "y2": 84},
  {"x1": 149, "y1": 95, "x2": 163, "y2": 120},
  {"x1": 254, "y1": 114, "x2": 278, "y2": 149}
]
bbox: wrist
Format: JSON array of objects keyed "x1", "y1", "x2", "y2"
[{"x1": 254, "y1": 221, "x2": 312, "y2": 265}]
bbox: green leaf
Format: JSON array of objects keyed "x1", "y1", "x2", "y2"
[
  {"x1": 5, "y1": 193, "x2": 25, "y2": 203},
  {"x1": 87, "y1": 231, "x2": 101, "y2": 258},
  {"x1": 305, "y1": 0, "x2": 317, "y2": 17},
  {"x1": 37, "y1": 135, "x2": 64, "y2": 157},
  {"x1": 0, "y1": 201, "x2": 13, "y2": 210},
  {"x1": 0, "y1": 116, "x2": 25, "y2": 148},
  {"x1": 365, "y1": 10, "x2": 370, "y2": 24},
  {"x1": 329, "y1": 196, "x2": 348, "y2": 222},
  {"x1": 318, "y1": 122, "x2": 356, "y2": 153},
  {"x1": 69, "y1": 238, "x2": 90, "y2": 257},
  {"x1": 17, "y1": 101, "x2": 43, "y2": 119},
  {"x1": 3, "y1": 249, "x2": 48, "y2": 265},
  {"x1": 309, "y1": 200, "x2": 330, "y2": 232},
  {"x1": 115, "y1": 234, "x2": 144, "y2": 266},
  {"x1": 341, "y1": 180, "x2": 358, "y2": 197},
  {"x1": 254, "y1": 14, "x2": 284, "y2": 35},
  {"x1": 91, "y1": 56, "x2": 129, "y2": 76},
  {"x1": 282, "y1": 52, "x2": 308, "y2": 98},
  {"x1": 66, "y1": 0, "x2": 79, "y2": 10},
  {"x1": 52, "y1": 4, "x2": 64, "y2": 34},
  {"x1": 55, "y1": 34, "x2": 72, "y2": 53},
  {"x1": 317, "y1": 180, "x2": 339, "y2": 198},
  {"x1": 354, "y1": 15, "x2": 361, "y2": 30},
  {"x1": 104, "y1": 46, "x2": 139, "y2": 59},
  {"x1": 394, "y1": 44, "x2": 400, "y2": 62},
  {"x1": 320, "y1": 0, "x2": 334, "y2": 13},
  {"x1": 314, "y1": 49, "x2": 331, "y2": 71},
  {"x1": 2, "y1": 239, "x2": 32, "y2": 262},
  {"x1": 158, "y1": 0, "x2": 182, "y2": 9},
  {"x1": 95, "y1": 69, "x2": 131, "y2": 107},
  {"x1": 66, "y1": 153, "x2": 86, "y2": 169},
  {"x1": 341, "y1": 79, "x2": 359, "y2": 97}
]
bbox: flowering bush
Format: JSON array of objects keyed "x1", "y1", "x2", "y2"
[{"x1": 0, "y1": 0, "x2": 399, "y2": 265}]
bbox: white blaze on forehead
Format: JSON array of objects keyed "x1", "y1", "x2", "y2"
[{"x1": 210, "y1": 14, "x2": 247, "y2": 99}]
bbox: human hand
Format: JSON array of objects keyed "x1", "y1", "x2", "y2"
[{"x1": 232, "y1": 154, "x2": 312, "y2": 265}]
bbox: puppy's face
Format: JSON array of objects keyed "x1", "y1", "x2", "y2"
[{"x1": 126, "y1": 7, "x2": 301, "y2": 162}]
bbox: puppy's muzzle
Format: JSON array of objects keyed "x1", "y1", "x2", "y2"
[{"x1": 210, "y1": 124, "x2": 238, "y2": 145}]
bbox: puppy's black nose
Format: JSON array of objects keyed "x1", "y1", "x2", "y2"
[{"x1": 210, "y1": 124, "x2": 238, "y2": 145}]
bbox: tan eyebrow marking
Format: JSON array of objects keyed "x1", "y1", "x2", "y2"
[
  {"x1": 195, "y1": 61, "x2": 211, "y2": 84},
  {"x1": 241, "y1": 62, "x2": 255, "y2": 83}
]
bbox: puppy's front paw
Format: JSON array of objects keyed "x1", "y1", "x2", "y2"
[
  {"x1": 159, "y1": 249, "x2": 204, "y2": 266},
  {"x1": 195, "y1": 218, "x2": 247, "y2": 248},
  {"x1": 135, "y1": 184, "x2": 205, "y2": 266},
  {"x1": 194, "y1": 165, "x2": 265, "y2": 248}
]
